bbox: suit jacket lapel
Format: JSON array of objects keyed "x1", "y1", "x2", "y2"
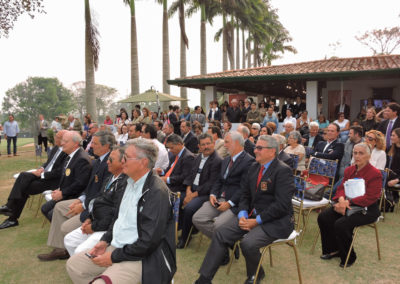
[{"x1": 228, "y1": 151, "x2": 244, "y2": 178}]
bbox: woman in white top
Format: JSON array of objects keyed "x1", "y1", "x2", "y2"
[
  {"x1": 116, "y1": 124, "x2": 129, "y2": 146},
  {"x1": 284, "y1": 130, "x2": 306, "y2": 171},
  {"x1": 296, "y1": 110, "x2": 312, "y2": 135},
  {"x1": 365, "y1": 130, "x2": 386, "y2": 170},
  {"x1": 333, "y1": 112, "x2": 350, "y2": 143},
  {"x1": 116, "y1": 110, "x2": 130, "y2": 126}
]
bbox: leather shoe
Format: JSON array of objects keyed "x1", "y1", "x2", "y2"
[
  {"x1": 340, "y1": 256, "x2": 357, "y2": 268},
  {"x1": 234, "y1": 245, "x2": 240, "y2": 260},
  {"x1": 0, "y1": 205, "x2": 12, "y2": 215},
  {"x1": 177, "y1": 239, "x2": 186, "y2": 249},
  {"x1": 193, "y1": 275, "x2": 212, "y2": 284},
  {"x1": 244, "y1": 268, "x2": 265, "y2": 284},
  {"x1": 220, "y1": 249, "x2": 230, "y2": 266},
  {"x1": 0, "y1": 219, "x2": 18, "y2": 229},
  {"x1": 37, "y1": 248, "x2": 69, "y2": 261},
  {"x1": 320, "y1": 252, "x2": 340, "y2": 260}
]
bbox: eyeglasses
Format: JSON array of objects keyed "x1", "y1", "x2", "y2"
[
  {"x1": 366, "y1": 136, "x2": 376, "y2": 141},
  {"x1": 254, "y1": 146, "x2": 273, "y2": 151},
  {"x1": 123, "y1": 154, "x2": 141, "y2": 161}
]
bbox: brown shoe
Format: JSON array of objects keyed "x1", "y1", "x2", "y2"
[{"x1": 37, "y1": 248, "x2": 69, "y2": 261}]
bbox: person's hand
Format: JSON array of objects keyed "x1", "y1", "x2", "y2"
[
  {"x1": 388, "y1": 179, "x2": 399, "y2": 187},
  {"x1": 31, "y1": 168, "x2": 44, "y2": 177},
  {"x1": 154, "y1": 168, "x2": 163, "y2": 175},
  {"x1": 51, "y1": 190, "x2": 63, "y2": 201},
  {"x1": 92, "y1": 251, "x2": 112, "y2": 267},
  {"x1": 209, "y1": 195, "x2": 218, "y2": 207},
  {"x1": 89, "y1": 241, "x2": 108, "y2": 257},
  {"x1": 82, "y1": 222, "x2": 94, "y2": 235},
  {"x1": 4, "y1": 134, "x2": 7, "y2": 139},
  {"x1": 334, "y1": 198, "x2": 350, "y2": 215},
  {"x1": 239, "y1": 217, "x2": 258, "y2": 231},
  {"x1": 66, "y1": 202, "x2": 84, "y2": 216},
  {"x1": 249, "y1": 137, "x2": 254, "y2": 143},
  {"x1": 217, "y1": 201, "x2": 231, "y2": 212}
]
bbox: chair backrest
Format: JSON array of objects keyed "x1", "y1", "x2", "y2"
[
  {"x1": 289, "y1": 154, "x2": 299, "y2": 172},
  {"x1": 170, "y1": 191, "x2": 181, "y2": 244},
  {"x1": 307, "y1": 157, "x2": 338, "y2": 200}
]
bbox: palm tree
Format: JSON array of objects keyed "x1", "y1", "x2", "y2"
[
  {"x1": 169, "y1": 0, "x2": 189, "y2": 107},
  {"x1": 123, "y1": 0, "x2": 140, "y2": 96},
  {"x1": 84, "y1": 0, "x2": 99, "y2": 121},
  {"x1": 157, "y1": 0, "x2": 170, "y2": 95}
]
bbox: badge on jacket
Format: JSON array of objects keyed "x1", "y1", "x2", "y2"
[
  {"x1": 260, "y1": 181, "x2": 268, "y2": 191},
  {"x1": 95, "y1": 175, "x2": 98, "y2": 183},
  {"x1": 65, "y1": 168, "x2": 71, "y2": 177}
]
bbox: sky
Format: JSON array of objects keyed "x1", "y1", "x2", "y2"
[{"x1": 0, "y1": 0, "x2": 399, "y2": 110}]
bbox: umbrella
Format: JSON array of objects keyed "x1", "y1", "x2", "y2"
[{"x1": 118, "y1": 89, "x2": 188, "y2": 103}]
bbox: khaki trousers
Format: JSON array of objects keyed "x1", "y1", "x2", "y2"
[
  {"x1": 47, "y1": 199, "x2": 82, "y2": 249},
  {"x1": 66, "y1": 246, "x2": 142, "y2": 284}
]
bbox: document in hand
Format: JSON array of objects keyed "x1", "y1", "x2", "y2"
[{"x1": 344, "y1": 178, "x2": 365, "y2": 199}]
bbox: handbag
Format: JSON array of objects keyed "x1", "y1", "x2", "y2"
[
  {"x1": 303, "y1": 174, "x2": 329, "y2": 201},
  {"x1": 345, "y1": 205, "x2": 366, "y2": 216}
]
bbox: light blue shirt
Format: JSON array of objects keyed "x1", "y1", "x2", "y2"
[
  {"x1": 111, "y1": 171, "x2": 150, "y2": 248},
  {"x1": 4, "y1": 120, "x2": 19, "y2": 137},
  {"x1": 308, "y1": 136, "x2": 315, "y2": 147},
  {"x1": 262, "y1": 115, "x2": 279, "y2": 133}
]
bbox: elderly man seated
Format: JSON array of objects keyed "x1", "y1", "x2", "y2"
[
  {"x1": 280, "y1": 121, "x2": 295, "y2": 140},
  {"x1": 66, "y1": 138, "x2": 176, "y2": 284}
]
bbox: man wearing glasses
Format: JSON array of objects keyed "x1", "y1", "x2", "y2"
[
  {"x1": 194, "y1": 135, "x2": 295, "y2": 284},
  {"x1": 67, "y1": 138, "x2": 176, "y2": 284}
]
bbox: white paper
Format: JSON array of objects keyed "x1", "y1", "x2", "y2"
[{"x1": 344, "y1": 178, "x2": 365, "y2": 199}]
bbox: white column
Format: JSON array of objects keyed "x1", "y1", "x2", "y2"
[
  {"x1": 306, "y1": 81, "x2": 318, "y2": 120},
  {"x1": 204, "y1": 86, "x2": 216, "y2": 114}
]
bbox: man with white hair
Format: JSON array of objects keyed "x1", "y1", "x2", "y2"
[
  {"x1": 302, "y1": 121, "x2": 324, "y2": 150},
  {"x1": 280, "y1": 121, "x2": 295, "y2": 140},
  {"x1": 272, "y1": 134, "x2": 294, "y2": 168},
  {"x1": 63, "y1": 115, "x2": 83, "y2": 133},
  {"x1": 250, "y1": 123, "x2": 261, "y2": 143},
  {"x1": 226, "y1": 99, "x2": 242, "y2": 123},
  {"x1": 237, "y1": 124, "x2": 255, "y2": 157}
]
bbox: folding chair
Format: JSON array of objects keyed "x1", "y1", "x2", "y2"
[
  {"x1": 292, "y1": 157, "x2": 338, "y2": 244},
  {"x1": 289, "y1": 154, "x2": 299, "y2": 175},
  {"x1": 379, "y1": 169, "x2": 388, "y2": 221},
  {"x1": 171, "y1": 192, "x2": 181, "y2": 244}
]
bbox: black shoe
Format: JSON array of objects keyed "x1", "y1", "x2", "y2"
[
  {"x1": 177, "y1": 239, "x2": 186, "y2": 249},
  {"x1": 220, "y1": 249, "x2": 230, "y2": 266},
  {"x1": 193, "y1": 275, "x2": 212, "y2": 284},
  {"x1": 340, "y1": 256, "x2": 357, "y2": 268},
  {"x1": 0, "y1": 205, "x2": 12, "y2": 215},
  {"x1": 320, "y1": 252, "x2": 340, "y2": 260},
  {"x1": 244, "y1": 268, "x2": 265, "y2": 284},
  {"x1": 234, "y1": 245, "x2": 240, "y2": 260},
  {"x1": 0, "y1": 218, "x2": 18, "y2": 229}
]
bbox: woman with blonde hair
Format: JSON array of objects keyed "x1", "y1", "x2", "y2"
[
  {"x1": 361, "y1": 108, "x2": 379, "y2": 133},
  {"x1": 364, "y1": 130, "x2": 386, "y2": 170},
  {"x1": 141, "y1": 107, "x2": 152, "y2": 124}
]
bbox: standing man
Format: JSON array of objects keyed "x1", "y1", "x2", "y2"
[
  {"x1": 0, "y1": 130, "x2": 68, "y2": 229},
  {"x1": 226, "y1": 99, "x2": 242, "y2": 123},
  {"x1": 169, "y1": 105, "x2": 181, "y2": 134},
  {"x1": 3, "y1": 114, "x2": 19, "y2": 157},
  {"x1": 262, "y1": 106, "x2": 279, "y2": 132},
  {"x1": 191, "y1": 106, "x2": 206, "y2": 127},
  {"x1": 377, "y1": 102, "x2": 400, "y2": 150},
  {"x1": 193, "y1": 135, "x2": 295, "y2": 284},
  {"x1": 36, "y1": 114, "x2": 49, "y2": 153},
  {"x1": 66, "y1": 138, "x2": 176, "y2": 284}
]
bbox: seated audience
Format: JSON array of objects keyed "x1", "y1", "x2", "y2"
[
  {"x1": 296, "y1": 110, "x2": 312, "y2": 135},
  {"x1": 318, "y1": 143, "x2": 382, "y2": 268},
  {"x1": 128, "y1": 123, "x2": 142, "y2": 139},
  {"x1": 237, "y1": 124, "x2": 255, "y2": 157},
  {"x1": 222, "y1": 121, "x2": 232, "y2": 137},
  {"x1": 141, "y1": 124, "x2": 169, "y2": 171},
  {"x1": 338, "y1": 126, "x2": 364, "y2": 178},
  {"x1": 334, "y1": 112, "x2": 350, "y2": 143},
  {"x1": 283, "y1": 108, "x2": 297, "y2": 128},
  {"x1": 246, "y1": 102, "x2": 261, "y2": 124},
  {"x1": 116, "y1": 124, "x2": 129, "y2": 146},
  {"x1": 262, "y1": 106, "x2": 279, "y2": 132},
  {"x1": 153, "y1": 120, "x2": 166, "y2": 143},
  {"x1": 272, "y1": 134, "x2": 294, "y2": 169},
  {"x1": 387, "y1": 128, "x2": 400, "y2": 205},
  {"x1": 193, "y1": 135, "x2": 295, "y2": 284},
  {"x1": 0, "y1": 130, "x2": 68, "y2": 229},
  {"x1": 208, "y1": 126, "x2": 229, "y2": 158},
  {"x1": 284, "y1": 131, "x2": 306, "y2": 171},
  {"x1": 266, "y1": 121, "x2": 277, "y2": 134},
  {"x1": 280, "y1": 121, "x2": 295, "y2": 140},
  {"x1": 361, "y1": 108, "x2": 379, "y2": 134},
  {"x1": 364, "y1": 130, "x2": 386, "y2": 170},
  {"x1": 317, "y1": 114, "x2": 329, "y2": 130},
  {"x1": 302, "y1": 121, "x2": 323, "y2": 150},
  {"x1": 66, "y1": 138, "x2": 176, "y2": 284},
  {"x1": 193, "y1": 124, "x2": 203, "y2": 137},
  {"x1": 178, "y1": 134, "x2": 222, "y2": 248},
  {"x1": 180, "y1": 121, "x2": 199, "y2": 154},
  {"x1": 250, "y1": 123, "x2": 261, "y2": 143}
]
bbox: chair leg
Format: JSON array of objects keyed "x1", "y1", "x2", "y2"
[
  {"x1": 41, "y1": 216, "x2": 47, "y2": 228},
  {"x1": 344, "y1": 227, "x2": 359, "y2": 269},
  {"x1": 226, "y1": 241, "x2": 239, "y2": 275},
  {"x1": 310, "y1": 228, "x2": 320, "y2": 254},
  {"x1": 291, "y1": 243, "x2": 303, "y2": 284},
  {"x1": 373, "y1": 224, "x2": 381, "y2": 260},
  {"x1": 35, "y1": 194, "x2": 44, "y2": 218},
  {"x1": 299, "y1": 209, "x2": 312, "y2": 245},
  {"x1": 184, "y1": 226, "x2": 194, "y2": 249},
  {"x1": 269, "y1": 247, "x2": 273, "y2": 267},
  {"x1": 196, "y1": 233, "x2": 204, "y2": 252},
  {"x1": 28, "y1": 195, "x2": 34, "y2": 209},
  {"x1": 254, "y1": 247, "x2": 269, "y2": 284}
]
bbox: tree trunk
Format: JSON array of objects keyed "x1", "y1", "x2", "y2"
[
  {"x1": 228, "y1": 16, "x2": 234, "y2": 70},
  {"x1": 131, "y1": 0, "x2": 139, "y2": 96},
  {"x1": 247, "y1": 31, "x2": 251, "y2": 68},
  {"x1": 253, "y1": 40, "x2": 258, "y2": 67},
  {"x1": 85, "y1": 0, "x2": 97, "y2": 121},
  {"x1": 222, "y1": 13, "x2": 228, "y2": 71},
  {"x1": 162, "y1": 0, "x2": 170, "y2": 95},
  {"x1": 236, "y1": 20, "x2": 240, "y2": 69},
  {"x1": 200, "y1": 3, "x2": 206, "y2": 107},
  {"x1": 242, "y1": 28, "x2": 245, "y2": 69},
  {"x1": 179, "y1": 2, "x2": 187, "y2": 108}
]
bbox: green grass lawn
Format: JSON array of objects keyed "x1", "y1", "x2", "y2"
[
  {"x1": 0, "y1": 138, "x2": 35, "y2": 155},
  {"x1": 0, "y1": 151, "x2": 400, "y2": 283}
]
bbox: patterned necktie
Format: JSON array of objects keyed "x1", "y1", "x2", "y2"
[{"x1": 386, "y1": 120, "x2": 393, "y2": 147}]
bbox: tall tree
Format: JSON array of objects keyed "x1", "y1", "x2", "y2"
[
  {"x1": 123, "y1": 0, "x2": 140, "y2": 96},
  {"x1": 168, "y1": 0, "x2": 189, "y2": 107},
  {"x1": 356, "y1": 27, "x2": 400, "y2": 55},
  {"x1": 84, "y1": 0, "x2": 99, "y2": 121},
  {"x1": 157, "y1": 0, "x2": 171, "y2": 95},
  {"x1": 0, "y1": 0, "x2": 45, "y2": 38},
  {"x1": 2, "y1": 77, "x2": 75, "y2": 130}
]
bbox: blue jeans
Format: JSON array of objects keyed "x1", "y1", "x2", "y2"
[{"x1": 7, "y1": 136, "x2": 17, "y2": 155}]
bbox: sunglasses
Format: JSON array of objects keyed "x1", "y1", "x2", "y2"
[
  {"x1": 366, "y1": 136, "x2": 376, "y2": 141},
  {"x1": 255, "y1": 146, "x2": 273, "y2": 151}
]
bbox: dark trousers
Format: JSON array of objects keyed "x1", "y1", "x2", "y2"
[
  {"x1": 7, "y1": 136, "x2": 17, "y2": 155},
  {"x1": 181, "y1": 195, "x2": 208, "y2": 242},
  {"x1": 317, "y1": 205, "x2": 379, "y2": 264},
  {"x1": 199, "y1": 215, "x2": 275, "y2": 280},
  {"x1": 41, "y1": 200, "x2": 57, "y2": 221},
  {"x1": 6, "y1": 172, "x2": 60, "y2": 220},
  {"x1": 38, "y1": 134, "x2": 48, "y2": 152}
]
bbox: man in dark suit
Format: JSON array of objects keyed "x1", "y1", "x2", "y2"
[
  {"x1": 272, "y1": 134, "x2": 295, "y2": 169},
  {"x1": 180, "y1": 121, "x2": 199, "y2": 154},
  {"x1": 194, "y1": 135, "x2": 295, "y2": 284},
  {"x1": 238, "y1": 124, "x2": 255, "y2": 157},
  {"x1": 376, "y1": 102, "x2": 400, "y2": 150},
  {"x1": 168, "y1": 105, "x2": 181, "y2": 134},
  {"x1": 0, "y1": 130, "x2": 68, "y2": 229},
  {"x1": 40, "y1": 131, "x2": 92, "y2": 222},
  {"x1": 38, "y1": 131, "x2": 114, "y2": 261},
  {"x1": 312, "y1": 123, "x2": 345, "y2": 166},
  {"x1": 226, "y1": 99, "x2": 242, "y2": 123},
  {"x1": 178, "y1": 133, "x2": 222, "y2": 248},
  {"x1": 193, "y1": 131, "x2": 254, "y2": 240},
  {"x1": 82, "y1": 123, "x2": 99, "y2": 155},
  {"x1": 207, "y1": 101, "x2": 222, "y2": 122},
  {"x1": 302, "y1": 121, "x2": 324, "y2": 156},
  {"x1": 36, "y1": 114, "x2": 49, "y2": 152}
]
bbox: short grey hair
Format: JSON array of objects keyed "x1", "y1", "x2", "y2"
[
  {"x1": 289, "y1": 131, "x2": 302, "y2": 144},
  {"x1": 353, "y1": 142, "x2": 371, "y2": 156},
  {"x1": 272, "y1": 134, "x2": 286, "y2": 148},
  {"x1": 112, "y1": 146, "x2": 125, "y2": 162},
  {"x1": 125, "y1": 138, "x2": 158, "y2": 169},
  {"x1": 258, "y1": 135, "x2": 279, "y2": 157},
  {"x1": 238, "y1": 125, "x2": 250, "y2": 138},
  {"x1": 228, "y1": 131, "x2": 244, "y2": 147},
  {"x1": 198, "y1": 133, "x2": 213, "y2": 143},
  {"x1": 166, "y1": 134, "x2": 184, "y2": 145},
  {"x1": 94, "y1": 130, "x2": 116, "y2": 149},
  {"x1": 71, "y1": 131, "x2": 82, "y2": 144},
  {"x1": 309, "y1": 121, "x2": 319, "y2": 129},
  {"x1": 284, "y1": 121, "x2": 294, "y2": 128},
  {"x1": 252, "y1": 123, "x2": 261, "y2": 130}
]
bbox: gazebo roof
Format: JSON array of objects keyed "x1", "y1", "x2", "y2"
[{"x1": 168, "y1": 54, "x2": 400, "y2": 96}]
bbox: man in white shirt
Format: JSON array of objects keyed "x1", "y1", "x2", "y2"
[{"x1": 283, "y1": 108, "x2": 297, "y2": 128}]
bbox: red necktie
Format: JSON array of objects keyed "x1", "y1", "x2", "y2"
[{"x1": 256, "y1": 165, "x2": 265, "y2": 189}]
